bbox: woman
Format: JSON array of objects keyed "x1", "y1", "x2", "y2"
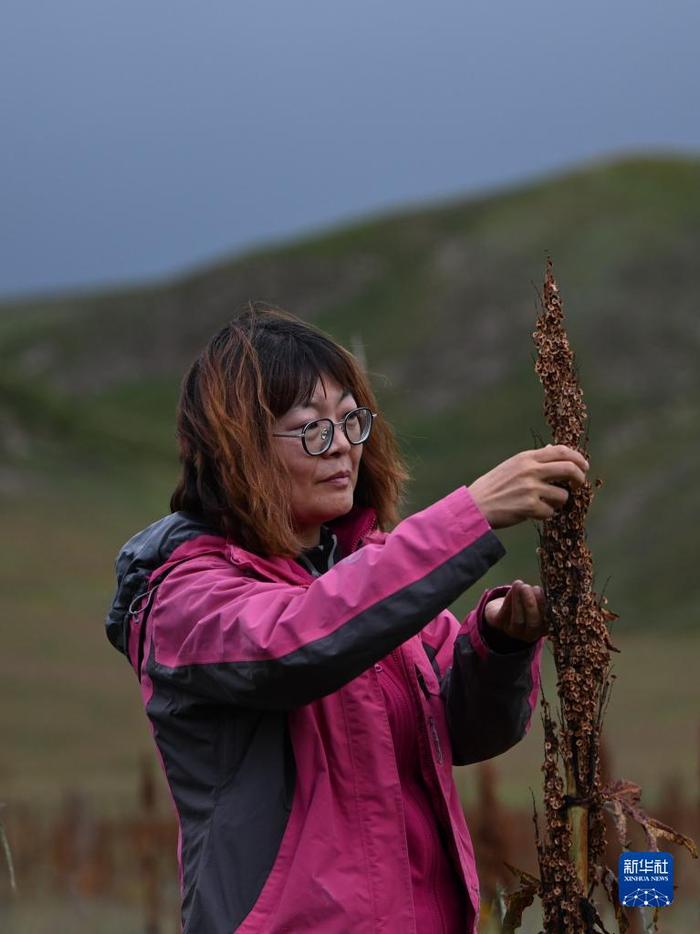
[{"x1": 106, "y1": 303, "x2": 589, "y2": 933}]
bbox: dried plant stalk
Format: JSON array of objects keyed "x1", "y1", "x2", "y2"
[
  {"x1": 495, "y1": 258, "x2": 696, "y2": 931},
  {"x1": 523, "y1": 258, "x2": 697, "y2": 932},
  {"x1": 531, "y1": 258, "x2": 613, "y2": 931},
  {"x1": 0, "y1": 803, "x2": 17, "y2": 894}
]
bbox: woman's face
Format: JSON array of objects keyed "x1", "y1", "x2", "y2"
[{"x1": 273, "y1": 373, "x2": 364, "y2": 549}]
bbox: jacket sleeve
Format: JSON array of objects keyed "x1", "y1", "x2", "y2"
[
  {"x1": 420, "y1": 585, "x2": 544, "y2": 766},
  {"x1": 144, "y1": 485, "x2": 507, "y2": 710}
]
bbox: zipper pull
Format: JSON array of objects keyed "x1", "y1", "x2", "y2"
[
  {"x1": 414, "y1": 666, "x2": 431, "y2": 700},
  {"x1": 428, "y1": 716, "x2": 444, "y2": 764}
]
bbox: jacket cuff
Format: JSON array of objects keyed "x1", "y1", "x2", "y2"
[{"x1": 446, "y1": 484, "x2": 500, "y2": 542}]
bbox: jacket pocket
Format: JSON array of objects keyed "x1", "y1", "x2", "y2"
[{"x1": 413, "y1": 662, "x2": 450, "y2": 768}]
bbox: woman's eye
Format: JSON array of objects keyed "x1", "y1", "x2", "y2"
[{"x1": 290, "y1": 410, "x2": 356, "y2": 431}]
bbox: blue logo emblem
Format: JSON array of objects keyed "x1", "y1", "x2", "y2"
[{"x1": 618, "y1": 851, "x2": 674, "y2": 907}]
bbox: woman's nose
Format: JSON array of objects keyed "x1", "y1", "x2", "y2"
[{"x1": 327, "y1": 423, "x2": 352, "y2": 455}]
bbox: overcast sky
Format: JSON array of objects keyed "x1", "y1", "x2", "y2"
[{"x1": 2, "y1": 0, "x2": 699, "y2": 298}]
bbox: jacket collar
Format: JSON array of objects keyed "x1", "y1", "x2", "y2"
[{"x1": 228, "y1": 503, "x2": 379, "y2": 583}]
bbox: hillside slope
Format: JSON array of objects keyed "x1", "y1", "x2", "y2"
[{"x1": 1, "y1": 153, "x2": 699, "y2": 804}]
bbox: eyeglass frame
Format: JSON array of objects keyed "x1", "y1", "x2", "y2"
[{"x1": 271, "y1": 406, "x2": 378, "y2": 456}]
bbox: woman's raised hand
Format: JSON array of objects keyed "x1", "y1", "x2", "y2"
[{"x1": 467, "y1": 444, "x2": 590, "y2": 530}]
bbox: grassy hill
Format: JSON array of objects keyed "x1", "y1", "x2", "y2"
[{"x1": 1, "y1": 152, "x2": 699, "y2": 808}]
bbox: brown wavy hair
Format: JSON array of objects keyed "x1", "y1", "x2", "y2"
[{"x1": 170, "y1": 301, "x2": 411, "y2": 557}]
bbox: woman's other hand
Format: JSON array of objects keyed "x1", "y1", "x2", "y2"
[
  {"x1": 468, "y1": 443, "x2": 589, "y2": 530},
  {"x1": 483, "y1": 580, "x2": 547, "y2": 643}
]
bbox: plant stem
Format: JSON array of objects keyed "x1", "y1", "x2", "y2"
[{"x1": 565, "y1": 759, "x2": 589, "y2": 894}]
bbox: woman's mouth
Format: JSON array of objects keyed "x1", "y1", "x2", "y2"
[{"x1": 320, "y1": 471, "x2": 351, "y2": 486}]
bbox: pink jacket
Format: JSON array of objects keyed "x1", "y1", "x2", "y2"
[{"x1": 106, "y1": 484, "x2": 543, "y2": 933}]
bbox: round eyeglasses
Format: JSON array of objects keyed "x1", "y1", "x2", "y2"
[{"x1": 272, "y1": 406, "x2": 378, "y2": 456}]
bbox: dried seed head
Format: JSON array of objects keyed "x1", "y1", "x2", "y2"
[{"x1": 533, "y1": 258, "x2": 614, "y2": 927}]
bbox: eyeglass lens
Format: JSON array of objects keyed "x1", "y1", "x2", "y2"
[{"x1": 304, "y1": 408, "x2": 371, "y2": 454}]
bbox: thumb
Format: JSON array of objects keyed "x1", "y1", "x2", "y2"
[{"x1": 483, "y1": 594, "x2": 507, "y2": 625}]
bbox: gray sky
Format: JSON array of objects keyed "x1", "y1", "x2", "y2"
[{"x1": 2, "y1": 0, "x2": 699, "y2": 298}]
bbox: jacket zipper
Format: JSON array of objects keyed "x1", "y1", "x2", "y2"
[
  {"x1": 348, "y1": 514, "x2": 379, "y2": 556},
  {"x1": 392, "y1": 649, "x2": 443, "y2": 766},
  {"x1": 388, "y1": 648, "x2": 447, "y2": 934},
  {"x1": 407, "y1": 662, "x2": 443, "y2": 765},
  {"x1": 392, "y1": 649, "x2": 473, "y2": 918},
  {"x1": 427, "y1": 716, "x2": 444, "y2": 765}
]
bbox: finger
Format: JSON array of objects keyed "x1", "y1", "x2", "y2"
[
  {"x1": 533, "y1": 586, "x2": 550, "y2": 633},
  {"x1": 534, "y1": 444, "x2": 589, "y2": 474},
  {"x1": 499, "y1": 585, "x2": 514, "y2": 616},
  {"x1": 533, "y1": 586, "x2": 546, "y2": 615},
  {"x1": 513, "y1": 581, "x2": 529, "y2": 634},
  {"x1": 534, "y1": 459, "x2": 588, "y2": 489},
  {"x1": 499, "y1": 582, "x2": 515, "y2": 630},
  {"x1": 538, "y1": 484, "x2": 570, "y2": 511},
  {"x1": 523, "y1": 586, "x2": 543, "y2": 632},
  {"x1": 513, "y1": 583, "x2": 545, "y2": 640},
  {"x1": 525, "y1": 584, "x2": 549, "y2": 636},
  {"x1": 483, "y1": 596, "x2": 506, "y2": 625},
  {"x1": 532, "y1": 500, "x2": 559, "y2": 521},
  {"x1": 486, "y1": 586, "x2": 512, "y2": 630},
  {"x1": 510, "y1": 581, "x2": 531, "y2": 637}
]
